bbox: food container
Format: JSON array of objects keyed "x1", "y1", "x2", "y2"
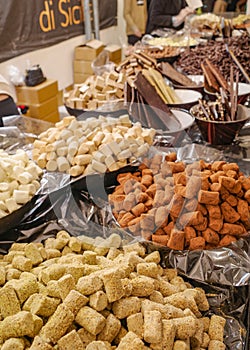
[
  {"x1": 154, "y1": 108, "x2": 194, "y2": 146},
  {"x1": 173, "y1": 75, "x2": 204, "y2": 94},
  {"x1": 144, "y1": 33, "x2": 199, "y2": 48},
  {"x1": 204, "y1": 82, "x2": 250, "y2": 104},
  {"x1": 190, "y1": 103, "x2": 250, "y2": 145},
  {"x1": 142, "y1": 46, "x2": 181, "y2": 64},
  {"x1": 65, "y1": 102, "x2": 127, "y2": 119},
  {"x1": 167, "y1": 89, "x2": 203, "y2": 110}
]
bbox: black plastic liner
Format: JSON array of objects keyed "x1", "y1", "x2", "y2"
[{"x1": 144, "y1": 241, "x2": 249, "y2": 350}]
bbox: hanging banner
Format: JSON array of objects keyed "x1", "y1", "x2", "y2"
[{"x1": 0, "y1": 0, "x2": 117, "y2": 63}]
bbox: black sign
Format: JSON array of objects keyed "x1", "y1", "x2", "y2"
[{"x1": 0, "y1": 0, "x2": 117, "y2": 63}]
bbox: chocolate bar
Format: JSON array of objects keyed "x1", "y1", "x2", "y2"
[
  {"x1": 160, "y1": 62, "x2": 197, "y2": 87},
  {"x1": 201, "y1": 63, "x2": 220, "y2": 92},
  {"x1": 205, "y1": 59, "x2": 229, "y2": 92},
  {"x1": 135, "y1": 72, "x2": 181, "y2": 131}
]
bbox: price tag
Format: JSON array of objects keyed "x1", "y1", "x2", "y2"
[{"x1": 186, "y1": 0, "x2": 203, "y2": 10}]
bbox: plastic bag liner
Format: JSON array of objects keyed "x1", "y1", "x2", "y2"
[
  {"x1": 0, "y1": 124, "x2": 249, "y2": 348},
  {"x1": 0, "y1": 165, "x2": 138, "y2": 254},
  {"x1": 0, "y1": 168, "x2": 248, "y2": 349},
  {"x1": 143, "y1": 242, "x2": 249, "y2": 350}
]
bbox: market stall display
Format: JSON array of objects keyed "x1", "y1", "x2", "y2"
[
  {"x1": 191, "y1": 107, "x2": 249, "y2": 145},
  {"x1": 132, "y1": 71, "x2": 182, "y2": 131},
  {"x1": 190, "y1": 89, "x2": 250, "y2": 144},
  {"x1": 201, "y1": 58, "x2": 230, "y2": 93},
  {"x1": 159, "y1": 63, "x2": 204, "y2": 94},
  {"x1": 0, "y1": 6, "x2": 250, "y2": 349},
  {"x1": 125, "y1": 71, "x2": 197, "y2": 137}
]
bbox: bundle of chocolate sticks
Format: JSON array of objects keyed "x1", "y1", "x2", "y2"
[{"x1": 200, "y1": 62, "x2": 239, "y2": 121}]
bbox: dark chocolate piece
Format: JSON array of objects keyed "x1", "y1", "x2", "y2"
[{"x1": 160, "y1": 62, "x2": 197, "y2": 87}]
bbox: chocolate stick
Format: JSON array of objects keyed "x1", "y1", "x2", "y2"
[
  {"x1": 201, "y1": 63, "x2": 220, "y2": 92},
  {"x1": 228, "y1": 49, "x2": 250, "y2": 84},
  {"x1": 230, "y1": 66, "x2": 234, "y2": 121},
  {"x1": 209, "y1": 104, "x2": 216, "y2": 121},
  {"x1": 205, "y1": 59, "x2": 229, "y2": 92},
  {"x1": 233, "y1": 71, "x2": 239, "y2": 121},
  {"x1": 198, "y1": 99, "x2": 211, "y2": 121},
  {"x1": 220, "y1": 87, "x2": 231, "y2": 119}
]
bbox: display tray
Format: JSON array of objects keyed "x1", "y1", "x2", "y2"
[
  {"x1": 0, "y1": 170, "x2": 56, "y2": 236},
  {"x1": 172, "y1": 75, "x2": 204, "y2": 92},
  {"x1": 156, "y1": 54, "x2": 180, "y2": 64},
  {"x1": 142, "y1": 33, "x2": 200, "y2": 48},
  {"x1": 167, "y1": 89, "x2": 202, "y2": 109},
  {"x1": 0, "y1": 194, "x2": 38, "y2": 235},
  {"x1": 203, "y1": 82, "x2": 250, "y2": 104},
  {"x1": 137, "y1": 39, "x2": 181, "y2": 63},
  {"x1": 65, "y1": 105, "x2": 128, "y2": 119}
]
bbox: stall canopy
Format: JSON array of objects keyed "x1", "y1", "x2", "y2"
[{"x1": 0, "y1": 0, "x2": 117, "y2": 63}]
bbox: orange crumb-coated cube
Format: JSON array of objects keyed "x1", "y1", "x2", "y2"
[
  {"x1": 189, "y1": 237, "x2": 206, "y2": 250},
  {"x1": 167, "y1": 230, "x2": 184, "y2": 250}
]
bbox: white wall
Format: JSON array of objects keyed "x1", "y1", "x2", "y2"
[{"x1": 0, "y1": 0, "x2": 126, "y2": 93}]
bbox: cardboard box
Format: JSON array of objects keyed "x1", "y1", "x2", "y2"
[
  {"x1": 104, "y1": 44, "x2": 122, "y2": 62},
  {"x1": 22, "y1": 96, "x2": 58, "y2": 119},
  {"x1": 74, "y1": 72, "x2": 91, "y2": 84},
  {"x1": 73, "y1": 60, "x2": 94, "y2": 75},
  {"x1": 113, "y1": 59, "x2": 122, "y2": 65},
  {"x1": 74, "y1": 40, "x2": 105, "y2": 61},
  {"x1": 15, "y1": 80, "x2": 58, "y2": 104},
  {"x1": 58, "y1": 85, "x2": 73, "y2": 106},
  {"x1": 42, "y1": 109, "x2": 60, "y2": 123},
  {"x1": 26, "y1": 109, "x2": 60, "y2": 124}
]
